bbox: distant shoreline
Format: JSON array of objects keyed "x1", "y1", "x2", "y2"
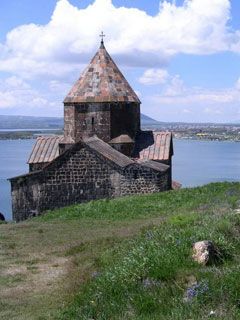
[
  {"x1": 0, "y1": 129, "x2": 239, "y2": 142},
  {"x1": 174, "y1": 137, "x2": 240, "y2": 142},
  {"x1": 0, "y1": 128, "x2": 61, "y2": 132},
  {"x1": 0, "y1": 129, "x2": 63, "y2": 140}
]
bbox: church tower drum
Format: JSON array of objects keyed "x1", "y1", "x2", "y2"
[{"x1": 63, "y1": 37, "x2": 141, "y2": 148}]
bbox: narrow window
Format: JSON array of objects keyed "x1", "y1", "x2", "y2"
[
  {"x1": 91, "y1": 117, "x2": 94, "y2": 129},
  {"x1": 133, "y1": 170, "x2": 138, "y2": 179}
]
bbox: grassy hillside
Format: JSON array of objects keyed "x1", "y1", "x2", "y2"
[{"x1": 0, "y1": 182, "x2": 240, "y2": 319}]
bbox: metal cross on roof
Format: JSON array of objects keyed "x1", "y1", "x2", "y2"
[{"x1": 99, "y1": 31, "x2": 105, "y2": 44}]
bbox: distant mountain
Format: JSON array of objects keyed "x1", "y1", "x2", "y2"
[
  {"x1": 0, "y1": 115, "x2": 63, "y2": 130},
  {"x1": 0, "y1": 114, "x2": 159, "y2": 129},
  {"x1": 141, "y1": 114, "x2": 159, "y2": 125}
]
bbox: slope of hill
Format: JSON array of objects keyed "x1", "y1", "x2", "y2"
[
  {"x1": 140, "y1": 114, "x2": 159, "y2": 125},
  {"x1": 0, "y1": 182, "x2": 239, "y2": 319},
  {"x1": 0, "y1": 114, "x2": 158, "y2": 130},
  {"x1": 0, "y1": 115, "x2": 64, "y2": 129}
]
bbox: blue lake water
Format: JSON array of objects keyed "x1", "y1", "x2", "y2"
[
  {"x1": 172, "y1": 139, "x2": 240, "y2": 187},
  {"x1": 0, "y1": 139, "x2": 239, "y2": 221},
  {"x1": 0, "y1": 139, "x2": 35, "y2": 221}
]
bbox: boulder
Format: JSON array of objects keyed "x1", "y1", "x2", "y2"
[
  {"x1": 0, "y1": 212, "x2": 5, "y2": 221},
  {"x1": 192, "y1": 241, "x2": 219, "y2": 265}
]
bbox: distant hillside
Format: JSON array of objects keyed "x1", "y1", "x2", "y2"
[
  {"x1": 140, "y1": 114, "x2": 159, "y2": 124},
  {"x1": 0, "y1": 114, "x2": 159, "y2": 129},
  {"x1": 0, "y1": 115, "x2": 64, "y2": 129}
]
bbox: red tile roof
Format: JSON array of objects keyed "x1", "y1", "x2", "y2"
[
  {"x1": 64, "y1": 42, "x2": 140, "y2": 104},
  {"x1": 133, "y1": 131, "x2": 173, "y2": 161},
  {"x1": 12, "y1": 135, "x2": 171, "y2": 182},
  {"x1": 28, "y1": 136, "x2": 63, "y2": 164},
  {"x1": 28, "y1": 131, "x2": 173, "y2": 165}
]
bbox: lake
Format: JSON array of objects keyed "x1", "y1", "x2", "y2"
[{"x1": 0, "y1": 139, "x2": 239, "y2": 220}]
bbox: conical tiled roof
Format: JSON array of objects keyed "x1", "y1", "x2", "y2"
[{"x1": 64, "y1": 41, "x2": 140, "y2": 104}]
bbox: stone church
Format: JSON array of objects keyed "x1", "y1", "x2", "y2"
[{"x1": 10, "y1": 38, "x2": 174, "y2": 222}]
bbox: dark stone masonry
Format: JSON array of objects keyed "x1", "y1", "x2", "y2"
[
  {"x1": 9, "y1": 39, "x2": 174, "y2": 222},
  {"x1": 11, "y1": 139, "x2": 170, "y2": 222},
  {"x1": 64, "y1": 102, "x2": 140, "y2": 143}
]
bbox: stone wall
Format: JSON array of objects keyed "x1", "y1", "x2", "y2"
[
  {"x1": 110, "y1": 103, "x2": 140, "y2": 140},
  {"x1": 64, "y1": 104, "x2": 76, "y2": 142},
  {"x1": 110, "y1": 142, "x2": 134, "y2": 157},
  {"x1": 64, "y1": 103, "x2": 111, "y2": 143},
  {"x1": 120, "y1": 165, "x2": 169, "y2": 196},
  {"x1": 11, "y1": 144, "x2": 170, "y2": 222},
  {"x1": 11, "y1": 173, "x2": 45, "y2": 221},
  {"x1": 29, "y1": 163, "x2": 47, "y2": 172},
  {"x1": 74, "y1": 103, "x2": 111, "y2": 142},
  {"x1": 63, "y1": 102, "x2": 140, "y2": 143}
]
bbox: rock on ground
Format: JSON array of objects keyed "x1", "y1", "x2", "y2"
[{"x1": 192, "y1": 240, "x2": 219, "y2": 265}]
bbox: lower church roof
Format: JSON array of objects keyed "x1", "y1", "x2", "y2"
[
  {"x1": 10, "y1": 135, "x2": 170, "y2": 182},
  {"x1": 28, "y1": 135, "x2": 63, "y2": 164},
  {"x1": 27, "y1": 131, "x2": 173, "y2": 169},
  {"x1": 133, "y1": 131, "x2": 173, "y2": 161},
  {"x1": 83, "y1": 136, "x2": 134, "y2": 168},
  {"x1": 137, "y1": 159, "x2": 169, "y2": 172}
]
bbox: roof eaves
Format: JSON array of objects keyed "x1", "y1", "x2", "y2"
[
  {"x1": 137, "y1": 159, "x2": 169, "y2": 172},
  {"x1": 9, "y1": 170, "x2": 42, "y2": 182}
]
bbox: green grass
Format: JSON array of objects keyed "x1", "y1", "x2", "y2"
[
  {"x1": 38, "y1": 182, "x2": 239, "y2": 222},
  {"x1": 57, "y1": 182, "x2": 240, "y2": 320},
  {"x1": 0, "y1": 182, "x2": 240, "y2": 319}
]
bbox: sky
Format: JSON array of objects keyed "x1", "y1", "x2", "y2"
[{"x1": 0, "y1": 0, "x2": 240, "y2": 123}]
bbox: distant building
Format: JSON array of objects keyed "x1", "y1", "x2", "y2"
[{"x1": 10, "y1": 38, "x2": 173, "y2": 222}]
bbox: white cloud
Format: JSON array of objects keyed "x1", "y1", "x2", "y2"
[
  {"x1": 139, "y1": 69, "x2": 169, "y2": 85},
  {"x1": 49, "y1": 80, "x2": 71, "y2": 93},
  {"x1": 0, "y1": 0, "x2": 240, "y2": 121},
  {"x1": 164, "y1": 75, "x2": 185, "y2": 96},
  {"x1": 182, "y1": 108, "x2": 192, "y2": 114},
  {"x1": 5, "y1": 76, "x2": 30, "y2": 89},
  {"x1": 204, "y1": 107, "x2": 223, "y2": 115},
  {"x1": 235, "y1": 77, "x2": 240, "y2": 90},
  {"x1": 0, "y1": 0, "x2": 239, "y2": 78},
  {"x1": 151, "y1": 82, "x2": 239, "y2": 106},
  {"x1": 0, "y1": 76, "x2": 58, "y2": 112},
  {"x1": 143, "y1": 76, "x2": 240, "y2": 122}
]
